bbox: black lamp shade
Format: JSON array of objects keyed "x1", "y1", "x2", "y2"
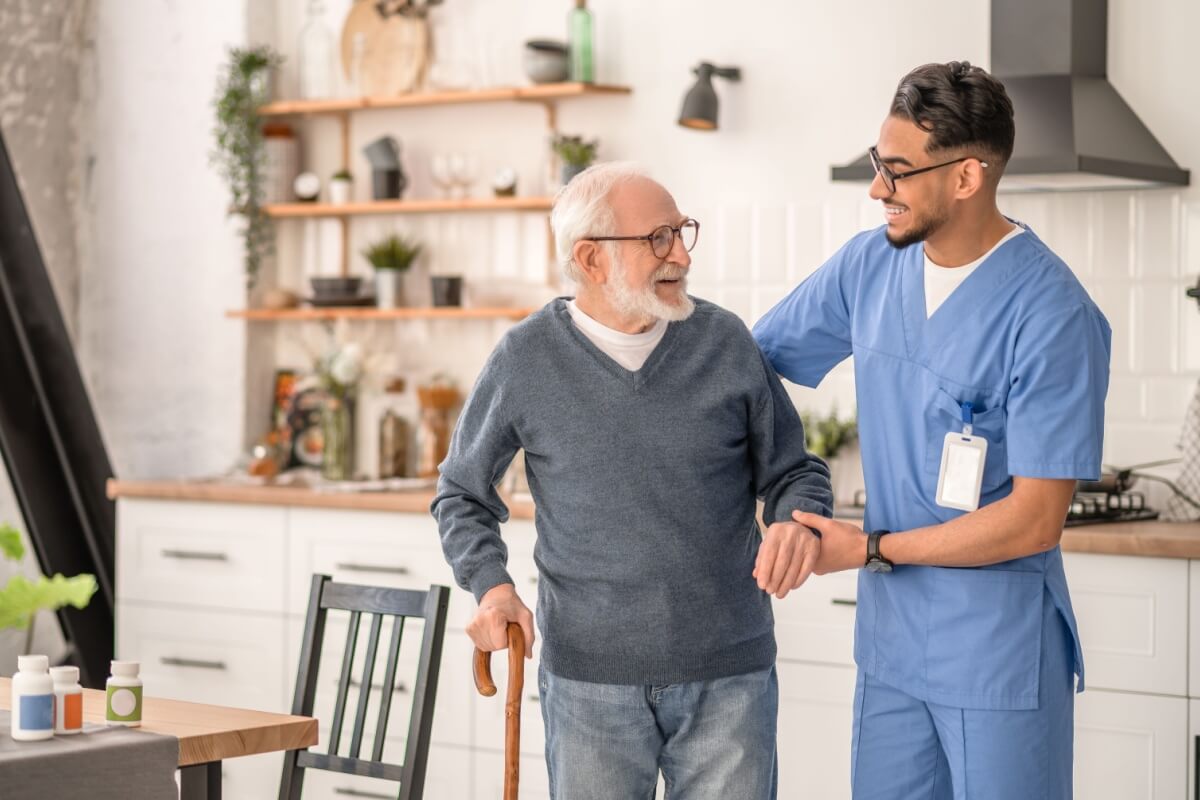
[{"x1": 679, "y1": 70, "x2": 718, "y2": 130}]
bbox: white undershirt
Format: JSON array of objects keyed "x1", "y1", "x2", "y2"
[
  {"x1": 924, "y1": 225, "x2": 1024, "y2": 318},
  {"x1": 567, "y1": 299, "x2": 667, "y2": 372}
]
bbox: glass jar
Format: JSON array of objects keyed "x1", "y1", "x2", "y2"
[
  {"x1": 298, "y1": 0, "x2": 335, "y2": 99},
  {"x1": 321, "y1": 394, "x2": 355, "y2": 481}
]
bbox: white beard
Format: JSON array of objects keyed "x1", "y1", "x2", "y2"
[{"x1": 604, "y1": 256, "x2": 695, "y2": 324}]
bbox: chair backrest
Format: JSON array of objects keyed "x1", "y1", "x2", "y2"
[{"x1": 279, "y1": 574, "x2": 451, "y2": 800}]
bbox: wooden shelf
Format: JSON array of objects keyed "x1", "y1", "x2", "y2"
[
  {"x1": 226, "y1": 306, "x2": 536, "y2": 322},
  {"x1": 264, "y1": 196, "x2": 553, "y2": 218},
  {"x1": 258, "y1": 83, "x2": 631, "y2": 116}
]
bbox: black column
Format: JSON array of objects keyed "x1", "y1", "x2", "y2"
[{"x1": 0, "y1": 126, "x2": 115, "y2": 687}]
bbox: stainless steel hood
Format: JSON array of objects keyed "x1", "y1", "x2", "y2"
[{"x1": 831, "y1": 0, "x2": 1190, "y2": 192}]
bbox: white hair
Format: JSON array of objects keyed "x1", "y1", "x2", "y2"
[{"x1": 549, "y1": 161, "x2": 649, "y2": 285}]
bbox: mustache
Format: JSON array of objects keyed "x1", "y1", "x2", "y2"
[{"x1": 653, "y1": 266, "x2": 688, "y2": 281}]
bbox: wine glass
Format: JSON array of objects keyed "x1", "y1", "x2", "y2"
[{"x1": 431, "y1": 154, "x2": 455, "y2": 199}]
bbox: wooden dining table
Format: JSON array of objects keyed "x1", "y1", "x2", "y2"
[{"x1": 0, "y1": 676, "x2": 317, "y2": 799}]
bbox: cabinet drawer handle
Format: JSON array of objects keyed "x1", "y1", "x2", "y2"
[
  {"x1": 830, "y1": 598, "x2": 857, "y2": 607},
  {"x1": 335, "y1": 562, "x2": 410, "y2": 576},
  {"x1": 160, "y1": 656, "x2": 227, "y2": 671},
  {"x1": 334, "y1": 789, "x2": 394, "y2": 799},
  {"x1": 527, "y1": 693, "x2": 540, "y2": 704},
  {"x1": 161, "y1": 549, "x2": 229, "y2": 562}
]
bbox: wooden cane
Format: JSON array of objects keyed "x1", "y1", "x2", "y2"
[{"x1": 473, "y1": 623, "x2": 526, "y2": 800}]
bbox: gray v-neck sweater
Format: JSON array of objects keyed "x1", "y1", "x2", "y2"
[{"x1": 432, "y1": 297, "x2": 833, "y2": 685}]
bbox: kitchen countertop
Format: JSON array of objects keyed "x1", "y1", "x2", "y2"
[
  {"x1": 106, "y1": 478, "x2": 537, "y2": 520},
  {"x1": 108, "y1": 479, "x2": 1200, "y2": 558}
]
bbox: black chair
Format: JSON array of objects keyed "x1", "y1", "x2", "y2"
[{"x1": 279, "y1": 574, "x2": 451, "y2": 800}]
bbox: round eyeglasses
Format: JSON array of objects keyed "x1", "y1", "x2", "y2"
[{"x1": 583, "y1": 219, "x2": 700, "y2": 259}]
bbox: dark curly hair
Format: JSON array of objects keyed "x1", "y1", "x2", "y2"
[{"x1": 891, "y1": 61, "x2": 1015, "y2": 173}]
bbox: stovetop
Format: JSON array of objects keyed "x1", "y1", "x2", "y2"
[{"x1": 1064, "y1": 491, "x2": 1159, "y2": 527}]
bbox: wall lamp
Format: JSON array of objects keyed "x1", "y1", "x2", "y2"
[{"x1": 678, "y1": 62, "x2": 742, "y2": 131}]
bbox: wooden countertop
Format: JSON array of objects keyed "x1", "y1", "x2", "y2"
[
  {"x1": 107, "y1": 478, "x2": 536, "y2": 520},
  {"x1": 109, "y1": 479, "x2": 1200, "y2": 558},
  {"x1": 0, "y1": 676, "x2": 317, "y2": 766}
]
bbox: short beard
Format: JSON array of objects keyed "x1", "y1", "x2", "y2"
[
  {"x1": 885, "y1": 203, "x2": 951, "y2": 249},
  {"x1": 604, "y1": 254, "x2": 695, "y2": 324}
]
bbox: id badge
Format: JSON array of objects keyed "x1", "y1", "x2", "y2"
[{"x1": 935, "y1": 431, "x2": 988, "y2": 511}]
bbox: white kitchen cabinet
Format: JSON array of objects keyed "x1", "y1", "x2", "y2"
[
  {"x1": 777, "y1": 661, "x2": 856, "y2": 800},
  {"x1": 116, "y1": 499, "x2": 286, "y2": 613},
  {"x1": 1064, "y1": 552, "x2": 1189, "y2": 696},
  {"x1": 773, "y1": 570, "x2": 859, "y2": 666},
  {"x1": 1075, "y1": 688, "x2": 1188, "y2": 800}
]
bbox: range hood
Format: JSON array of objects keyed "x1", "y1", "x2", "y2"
[{"x1": 831, "y1": 0, "x2": 1189, "y2": 192}]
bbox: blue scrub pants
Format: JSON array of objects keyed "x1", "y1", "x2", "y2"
[{"x1": 850, "y1": 591, "x2": 1074, "y2": 800}]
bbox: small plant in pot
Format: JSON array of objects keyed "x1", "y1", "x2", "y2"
[
  {"x1": 329, "y1": 169, "x2": 353, "y2": 205},
  {"x1": 363, "y1": 234, "x2": 422, "y2": 309},
  {"x1": 552, "y1": 133, "x2": 598, "y2": 186}
]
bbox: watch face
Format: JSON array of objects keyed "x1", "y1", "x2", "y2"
[{"x1": 865, "y1": 559, "x2": 893, "y2": 574}]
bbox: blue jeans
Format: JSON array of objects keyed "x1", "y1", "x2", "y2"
[{"x1": 539, "y1": 665, "x2": 778, "y2": 800}]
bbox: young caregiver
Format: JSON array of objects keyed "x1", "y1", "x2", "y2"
[{"x1": 753, "y1": 61, "x2": 1112, "y2": 799}]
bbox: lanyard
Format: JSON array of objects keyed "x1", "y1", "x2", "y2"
[{"x1": 961, "y1": 402, "x2": 974, "y2": 436}]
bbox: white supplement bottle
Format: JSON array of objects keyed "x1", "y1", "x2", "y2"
[
  {"x1": 50, "y1": 665, "x2": 84, "y2": 734},
  {"x1": 11, "y1": 654, "x2": 55, "y2": 741},
  {"x1": 105, "y1": 660, "x2": 142, "y2": 727}
]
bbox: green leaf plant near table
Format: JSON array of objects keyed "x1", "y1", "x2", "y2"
[{"x1": 0, "y1": 523, "x2": 97, "y2": 656}]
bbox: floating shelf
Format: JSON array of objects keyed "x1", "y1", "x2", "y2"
[
  {"x1": 226, "y1": 307, "x2": 536, "y2": 322},
  {"x1": 257, "y1": 83, "x2": 632, "y2": 116},
  {"x1": 263, "y1": 196, "x2": 553, "y2": 219}
]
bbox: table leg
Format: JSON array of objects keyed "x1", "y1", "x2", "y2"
[{"x1": 180, "y1": 761, "x2": 222, "y2": 800}]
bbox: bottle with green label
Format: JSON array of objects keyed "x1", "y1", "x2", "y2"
[
  {"x1": 106, "y1": 660, "x2": 143, "y2": 727},
  {"x1": 568, "y1": 0, "x2": 594, "y2": 83}
]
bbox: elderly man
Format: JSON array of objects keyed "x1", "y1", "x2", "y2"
[{"x1": 432, "y1": 162, "x2": 832, "y2": 799}]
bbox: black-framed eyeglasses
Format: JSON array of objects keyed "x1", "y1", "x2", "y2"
[
  {"x1": 868, "y1": 146, "x2": 988, "y2": 194},
  {"x1": 583, "y1": 218, "x2": 700, "y2": 259}
]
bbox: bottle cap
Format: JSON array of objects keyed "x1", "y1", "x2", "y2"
[
  {"x1": 110, "y1": 660, "x2": 140, "y2": 677},
  {"x1": 50, "y1": 665, "x2": 79, "y2": 684},
  {"x1": 17, "y1": 654, "x2": 49, "y2": 673}
]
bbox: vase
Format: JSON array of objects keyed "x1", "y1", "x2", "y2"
[
  {"x1": 375, "y1": 270, "x2": 405, "y2": 309},
  {"x1": 321, "y1": 394, "x2": 355, "y2": 481},
  {"x1": 561, "y1": 162, "x2": 588, "y2": 186}
]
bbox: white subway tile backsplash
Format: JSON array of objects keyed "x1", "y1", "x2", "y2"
[
  {"x1": 1133, "y1": 284, "x2": 1180, "y2": 374},
  {"x1": 1043, "y1": 194, "x2": 1093, "y2": 278},
  {"x1": 753, "y1": 205, "x2": 788, "y2": 285},
  {"x1": 1134, "y1": 191, "x2": 1182, "y2": 279},
  {"x1": 1105, "y1": 378, "x2": 1145, "y2": 423},
  {"x1": 1103, "y1": 424, "x2": 1185, "y2": 469},
  {"x1": 722, "y1": 288, "x2": 754, "y2": 326},
  {"x1": 1090, "y1": 284, "x2": 1136, "y2": 373},
  {"x1": 1093, "y1": 192, "x2": 1135, "y2": 280},
  {"x1": 1145, "y1": 376, "x2": 1199, "y2": 423},
  {"x1": 1183, "y1": 201, "x2": 1200, "y2": 279},
  {"x1": 789, "y1": 202, "x2": 827, "y2": 282},
  {"x1": 717, "y1": 204, "x2": 752, "y2": 287},
  {"x1": 1183, "y1": 302, "x2": 1200, "y2": 372}
]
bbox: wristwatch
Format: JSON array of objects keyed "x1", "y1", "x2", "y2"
[{"x1": 864, "y1": 530, "x2": 893, "y2": 574}]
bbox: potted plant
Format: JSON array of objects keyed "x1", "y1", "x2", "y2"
[
  {"x1": 362, "y1": 234, "x2": 422, "y2": 309},
  {"x1": 801, "y1": 409, "x2": 859, "y2": 504},
  {"x1": 552, "y1": 133, "x2": 598, "y2": 185},
  {"x1": 314, "y1": 341, "x2": 366, "y2": 481},
  {"x1": 329, "y1": 168, "x2": 353, "y2": 205},
  {"x1": 0, "y1": 523, "x2": 97, "y2": 672},
  {"x1": 212, "y1": 46, "x2": 282, "y2": 288}
]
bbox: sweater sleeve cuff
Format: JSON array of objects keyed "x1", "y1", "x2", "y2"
[
  {"x1": 764, "y1": 496, "x2": 833, "y2": 527},
  {"x1": 468, "y1": 561, "x2": 516, "y2": 603}
]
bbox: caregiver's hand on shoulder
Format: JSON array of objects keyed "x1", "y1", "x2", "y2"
[
  {"x1": 753, "y1": 519, "x2": 821, "y2": 599},
  {"x1": 469, "y1": 583, "x2": 536, "y2": 658},
  {"x1": 793, "y1": 511, "x2": 868, "y2": 575}
]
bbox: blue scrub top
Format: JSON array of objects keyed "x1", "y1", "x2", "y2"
[{"x1": 753, "y1": 222, "x2": 1111, "y2": 711}]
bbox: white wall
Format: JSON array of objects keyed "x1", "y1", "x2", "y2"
[{"x1": 78, "y1": 0, "x2": 251, "y2": 478}]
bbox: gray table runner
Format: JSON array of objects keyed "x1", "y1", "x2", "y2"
[{"x1": 0, "y1": 709, "x2": 178, "y2": 800}]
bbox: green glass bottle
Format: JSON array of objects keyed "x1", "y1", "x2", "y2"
[{"x1": 568, "y1": 0, "x2": 594, "y2": 83}]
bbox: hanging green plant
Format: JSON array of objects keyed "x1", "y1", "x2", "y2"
[{"x1": 212, "y1": 46, "x2": 282, "y2": 287}]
